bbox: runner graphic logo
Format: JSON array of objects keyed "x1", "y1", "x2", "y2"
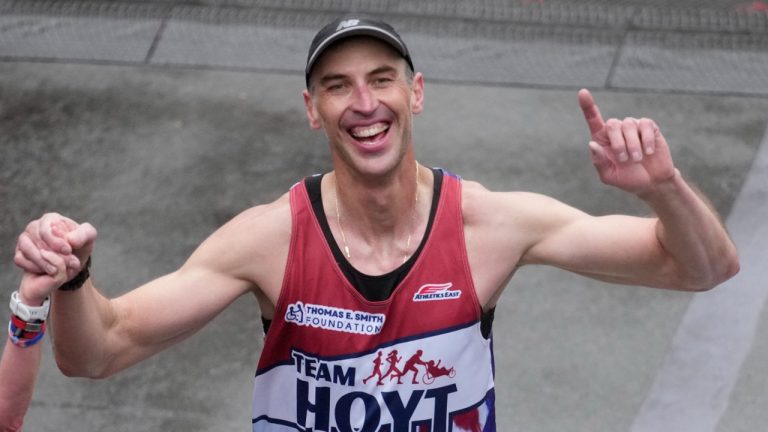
[{"x1": 363, "y1": 349, "x2": 457, "y2": 386}]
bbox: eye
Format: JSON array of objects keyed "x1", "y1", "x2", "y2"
[
  {"x1": 372, "y1": 77, "x2": 394, "y2": 88},
  {"x1": 324, "y1": 82, "x2": 348, "y2": 94}
]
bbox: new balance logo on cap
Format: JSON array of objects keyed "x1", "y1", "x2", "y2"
[
  {"x1": 305, "y1": 15, "x2": 414, "y2": 87},
  {"x1": 336, "y1": 19, "x2": 360, "y2": 31}
]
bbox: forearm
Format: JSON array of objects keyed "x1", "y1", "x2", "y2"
[
  {"x1": 50, "y1": 267, "x2": 245, "y2": 378},
  {"x1": 639, "y1": 170, "x2": 739, "y2": 290},
  {"x1": 0, "y1": 337, "x2": 42, "y2": 431},
  {"x1": 50, "y1": 279, "x2": 120, "y2": 378}
]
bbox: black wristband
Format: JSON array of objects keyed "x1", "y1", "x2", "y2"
[{"x1": 58, "y1": 257, "x2": 91, "y2": 292}]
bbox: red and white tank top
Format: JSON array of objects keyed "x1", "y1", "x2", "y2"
[{"x1": 252, "y1": 170, "x2": 496, "y2": 432}]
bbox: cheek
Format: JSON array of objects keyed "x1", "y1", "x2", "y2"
[
  {"x1": 394, "y1": 89, "x2": 416, "y2": 115},
  {"x1": 317, "y1": 99, "x2": 349, "y2": 126}
]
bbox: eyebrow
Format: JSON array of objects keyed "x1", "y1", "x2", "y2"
[
  {"x1": 319, "y1": 73, "x2": 347, "y2": 85},
  {"x1": 318, "y1": 64, "x2": 400, "y2": 86},
  {"x1": 368, "y1": 65, "x2": 398, "y2": 76}
]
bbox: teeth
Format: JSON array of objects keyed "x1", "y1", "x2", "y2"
[{"x1": 350, "y1": 122, "x2": 388, "y2": 139}]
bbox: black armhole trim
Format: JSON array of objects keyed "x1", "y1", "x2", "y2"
[{"x1": 481, "y1": 307, "x2": 495, "y2": 340}]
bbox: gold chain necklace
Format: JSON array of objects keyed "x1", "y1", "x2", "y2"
[{"x1": 334, "y1": 162, "x2": 420, "y2": 264}]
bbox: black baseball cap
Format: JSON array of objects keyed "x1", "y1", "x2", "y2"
[{"x1": 305, "y1": 16, "x2": 414, "y2": 87}]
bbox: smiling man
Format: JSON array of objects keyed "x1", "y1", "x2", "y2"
[{"x1": 11, "y1": 16, "x2": 738, "y2": 432}]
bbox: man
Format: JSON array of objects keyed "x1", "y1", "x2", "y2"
[{"x1": 13, "y1": 16, "x2": 738, "y2": 431}]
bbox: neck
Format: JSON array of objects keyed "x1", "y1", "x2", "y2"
[
  {"x1": 334, "y1": 160, "x2": 421, "y2": 236},
  {"x1": 327, "y1": 160, "x2": 427, "y2": 268}
]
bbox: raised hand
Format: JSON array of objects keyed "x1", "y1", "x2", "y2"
[
  {"x1": 14, "y1": 213, "x2": 98, "y2": 299},
  {"x1": 17, "y1": 261, "x2": 69, "y2": 306},
  {"x1": 578, "y1": 89, "x2": 676, "y2": 195}
]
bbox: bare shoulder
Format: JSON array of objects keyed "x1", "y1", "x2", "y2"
[
  {"x1": 461, "y1": 179, "x2": 553, "y2": 259},
  {"x1": 460, "y1": 180, "x2": 587, "y2": 308},
  {"x1": 186, "y1": 192, "x2": 292, "y2": 301},
  {"x1": 461, "y1": 179, "x2": 571, "y2": 229},
  {"x1": 216, "y1": 192, "x2": 292, "y2": 242}
]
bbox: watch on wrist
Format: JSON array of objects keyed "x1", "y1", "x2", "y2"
[
  {"x1": 9, "y1": 290, "x2": 51, "y2": 322},
  {"x1": 59, "y1": 257, "x2": 91, "y2": 292}
]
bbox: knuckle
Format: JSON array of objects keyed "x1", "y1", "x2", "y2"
[
  {"x1": 42, "y1": 251, "x2": 62, "y2": 266},
  {"x1": 18, "y1": 233, "x2": 34, "y2": 249},
  {"x1": 25, "y1": 220, "x2": 38, "y2": 234},
  {"x1": 622, "y1": 117, "x2": 638, "y2": 131},
  {"x1": 82, "y1": 223, "x2": 98, "y2": 238}
]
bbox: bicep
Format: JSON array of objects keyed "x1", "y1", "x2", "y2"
[
  {"x1": 117, "y1": 266, "x2": 250, "y2": 343},
  {"x1": 467, "y1": 187, "x2": 678, "y2": 309},
  {"x1": 105, "y1": 213, "x2": 266, "y2": 367},
  {"x1": 104, "y1": 263, "x2": 251, "y2": 370},
  {"x1": 522, "y1": 206, "x2": 675, "y2": 288}
]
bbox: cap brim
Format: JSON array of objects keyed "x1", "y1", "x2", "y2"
[{"x1": 305, "y1": 26, "x2": 410, "y2": 81}]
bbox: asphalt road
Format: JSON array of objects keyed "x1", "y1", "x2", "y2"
[{"x1": 1, "y1": 1, "x2": 767, "y2": 431}]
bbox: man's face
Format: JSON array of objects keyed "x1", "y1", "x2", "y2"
[{"x1": 303, "y1": 37, "x2": 424, "y2": 179}]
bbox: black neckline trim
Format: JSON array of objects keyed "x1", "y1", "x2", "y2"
[{"x1": 305, "y1": 168, "x2": 443, "y2": 301}]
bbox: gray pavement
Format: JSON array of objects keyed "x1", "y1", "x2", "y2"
[{"x1": 1, "y1": 1, "x2": 767, "y2": 431}]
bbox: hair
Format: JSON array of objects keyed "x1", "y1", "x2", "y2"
[{"x1": 404, "y1": 65, "x2": 415, "y2": 84}]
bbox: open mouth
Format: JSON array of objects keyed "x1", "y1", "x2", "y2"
[{"x1": 348, "y1": 122, "x2": 390, "y2": 144}]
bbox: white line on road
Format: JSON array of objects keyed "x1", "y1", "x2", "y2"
[{"x1": 630, "y1": 125, "x2": 768, "y2": 432}]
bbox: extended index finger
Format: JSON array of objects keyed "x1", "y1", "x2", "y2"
[{"x1": 578, "y1": 88, "x2": 605, "y2": 136}]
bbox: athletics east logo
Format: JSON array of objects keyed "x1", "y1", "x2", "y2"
[{"x1": 413, "y1": 282, "x2": 461, "y2": 302}]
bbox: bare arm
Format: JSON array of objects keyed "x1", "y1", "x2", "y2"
[
  {"x1": 0, "y1": 337, "x2": 41, "y2": 431},
  {"x1": 561, "y1": 89, "x2": 739, "y2": 290},
  {"x1": 519, "y1": 184, "x2": 736, "y2": 291},
  {"x1": 0, "y1": 274, "x2": 52, "y2": 431},
  {"x1": 466, "y1": 90, "x2": 739, "y2": 308},
  {"x1": 15, "y1": 196, "x2": 290, "y2": 378},
  {"x1": 0, "y1": 261, "x2": 68, "y2": 430}
]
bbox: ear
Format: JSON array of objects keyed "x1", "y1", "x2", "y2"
[
  {"x1": 410, "y1": 72, "x2": 425, "y2": 115},
  {"x1": 302, "y1": 89, "x2": 322, "y2": 130}
]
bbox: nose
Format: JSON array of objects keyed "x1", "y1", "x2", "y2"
[{"x1": 349, "y1": 83, "x2": 378, "y2": 115}]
